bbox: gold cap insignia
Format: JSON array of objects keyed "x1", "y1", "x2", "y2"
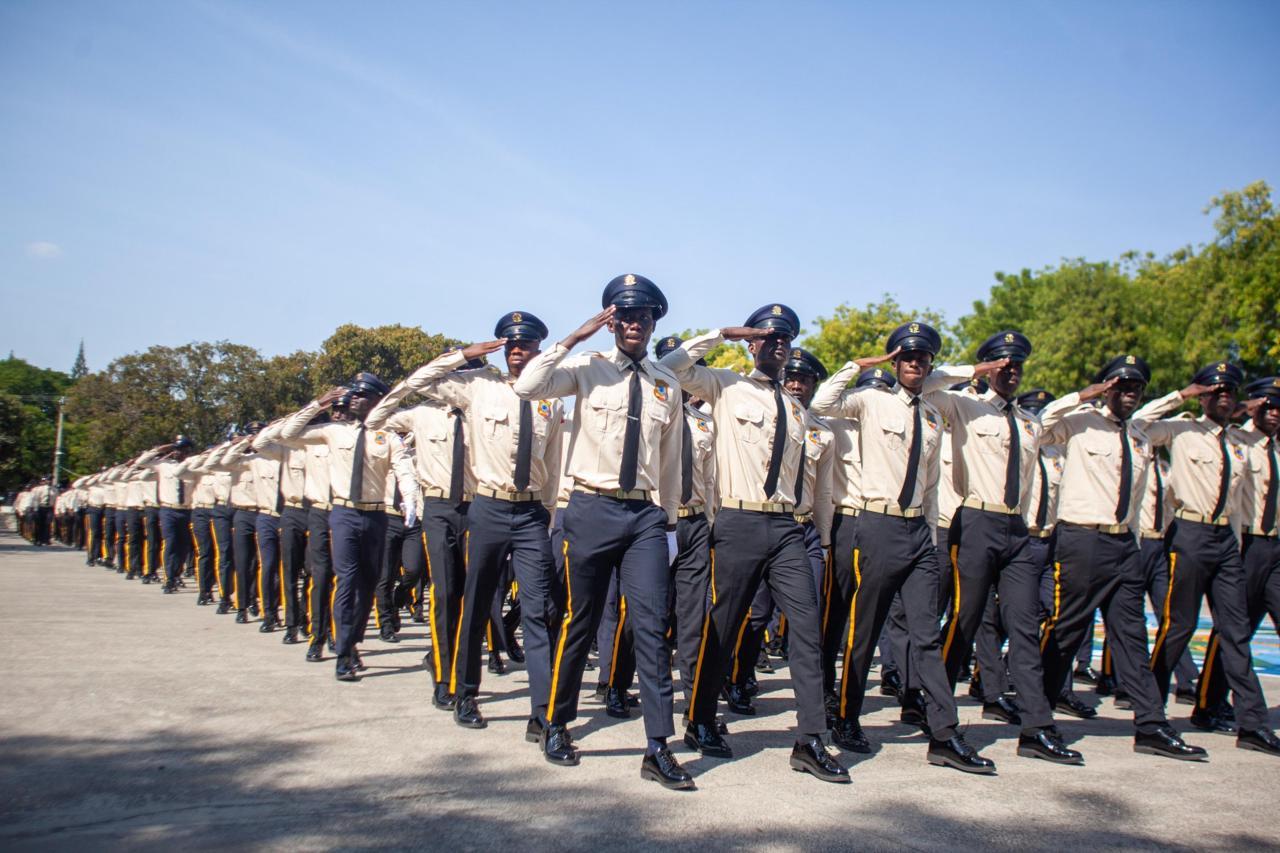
[
  {"x1": 623, "y1": 274, "x2": 636, "y2": 286},
  {"x1": 1217, "y1": 362, "x2": 1227, "y2": 372},
  {"x1": 1273, "y1": 378, "x2": 1280, "y2": 387},
  {"x1": 874, "y1": 369, "x2": 883, "y2": 378},
  {"x1": 909, "y1": 322, "x2": 920, "y2": 333},
  {"x1": 1004, "y1": 333, "x2": 1014, "y2": 343},
  {"x1": 511, "y1": 312, "x2": 522, "y2": 323},
  {"x1": 1125, "y1": 355, "x2": 1135, "y2": 364},
  {"x1": 771, "y1": 305, "x2": 783, "y2": 315},
  {"x1": 1037, "y1": 391, "x2": 1046, "y2": 399}
]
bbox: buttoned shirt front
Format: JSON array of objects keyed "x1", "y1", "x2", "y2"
[
  {"x1": 1235, "y1": 420, "x2": 1279, "y2": 532},
  {"x1": 252, "y1": 421, "x2": 309, "y2": 505},
  {"x1": 797, "y1": 413, "x2": 835, "y2": 546},
  {"x1": 139, "y1": 453, "x2": 206, "y2": 507},
  {"x1": 1023, "y1": 446, "x2": 1064, "y2": 532},
  {"x1": 682, "y1": 402, "x2": 716, "y2": 512},
  {"x1": 303, "y1": 442, "x2": 332, "y2": 506},
  {"x1": 1134, "y1": 391, "x2": 1247, "y2": 520},
  {"x1": 279, "y1": 404, "x2": 416, "y2": 505},
  {"x1": 1138, "y1": 457, "x2": 1173, "y2": 535},
  {"x1": 515, "y1": 341, "x2": 683, "y2": 524}
]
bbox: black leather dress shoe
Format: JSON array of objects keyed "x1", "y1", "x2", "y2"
[
  {"x1": 259, "y1": 619, "x2": 275, "y2": 633},
  {"x1": 641, "y1": 748, "x2": 695, "y2": 790},
  {"x1": 140, "y1": 575, "x2": 151, "y2": 585},
  {"x1": 723, "y1": 684, "x2": 756, "y2": 715},
  {"x1": 742, "y1": 674, "x2": 758, "y2": 698},
  {"x1": 967, "y1": 676, "x2": 984, "y2": 701},
  {"x1": 831, "y1": 716, "x2": 871, "y2": 753},
  {"x1": 541, "y1": 724, "x2": 579, "y2": 766},
  {"x1": 454, "y1": 696, "x2": 486, "y2": 729},
  {"x1": 683, "y1": 722, "x2": 733, "y2": 758},
  {"x1": 282, "y1": 627, "x2": 300, "y2": 645},
  {"x1": 790, "y1": 737, "x2": 851, "y2": 783},
  {"x1": 215, "y1": 601, "x2": 230, "y2": 615},
  {"x1": 411, "y1": 611, "x2": 426, "y2": 624},
  {"x1": 352, "y1": 650, "x2": 367, "y2": 671},
  {"x1": 525, "y1": 717, "x2": 545, "y2": 744},
  {"x1": 1055, "y1": 694, "x2": 1098, "y2": 719},
  {"x1": 432, "y1": 683, "x2": 456, "y2": 710},
  {"x1": 600, "y1": 687, "x2": 627, "y2": 718},
  {"x1": 1237, "y1": 728, "x2": 1280, "y2": 756},
  {"x1": 235, "y1": 610, "x2": 248, "y2": 624},
  {"x1": 1190, "y1": 709, "x2": 1237, "y2": 733},
  {"x1": 507, "y1": 642, "x2": 525, "y2": 664},
  {"x1": 1094, "y1": 674, "x2": 1116, "y2": 696},
  {"x1": 1017, "y1": 727, "x2": 1084, "y2": 764},
  {"x1": 249, "y1": 603, "x2": 260, "y2": 617},
  {"x1": 335, "y1": 656, "x2": 360, "y2": 682},
  {"x1": 488, "y1": 653, "x2": 506, "y2": 675},
  {"x1": 899, "y1": 691, "x2": 931, "y2": 735},
  {"x1": 983, "y1": 696, "x2": 1022, "y2": 725},
  {"x1": 126, "y1": 572, "x2": 137, "y2": 581},
  {"x1": 1073, "y1": 664, "x2": 1099, "y2": 685},
  {"x1": 755, "y1": 649, "x2": 775, "y2": 674},
  {"x1": 1113, "y1": 691, "x2": 1133, "y2": 710},
  {"x1": 927, "y1": 734, "x2": 996, "y2": 774},
  {"x1": 593, "y1": 683, "x2": 609, "y2": 702},
  {"x1": 380, "y1": 628, "x2": 399, "y2": 644},
  {"x1": 306, "y1": 642, "x2": 323, "y2": 662},
  {"x1": 1135, "y1": 726, "x2": 1208, "y2": 761},
  {"x1": 162, "y1": 584, "x2": 175, "y2": 594},
  {"x1": 880, "y1": 667, "x2": 903, "y2": 698},
  {"x1": 1174, "y1": 688, "x2": 1198, "y2": 706}
]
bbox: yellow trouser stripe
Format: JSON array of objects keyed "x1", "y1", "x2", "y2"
[
  {"x1": 941, "y1": 544, "x2": 961, "y2": 661},
  {"x1": 688, "y1": 548, "x2": 717, "y2": 715},
  {"x1": 838, "y1": 548, "x2": 862, "y2": 718},
  {"x1": 730, "y1": 607, "x2": 752, "y2": 683},
  {"x1": 546, "y1": 538, "x2": 573, "y2": 719},
  {"x1": 447, "y1": 531, "x2": 470, "y2": 693},
  {"x1": 1148, "y1": 552, "x2": 1178, "y2": 669},
  {"x1": 608, "y1": 596, "x2": 628, "y2": 687},
  {"x1": 1198, "y1": 634, "x2": 1221, "y2": 708},
  {"x1": 1040, "y1": 561, "x2": 1063, "y2": 653}
]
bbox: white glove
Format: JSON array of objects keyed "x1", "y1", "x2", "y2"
[
  {"x1": 667, "y1": 530, "x2": 679, "y2": 566},
  {"x1": 404, "y1": 496, "x2": 419, "y2": 528}
]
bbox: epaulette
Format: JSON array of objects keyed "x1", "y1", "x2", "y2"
[{"x1": 1171, "y1": 412, "x2": 1195, "y2": 420}]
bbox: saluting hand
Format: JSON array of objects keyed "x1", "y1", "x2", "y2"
[
  {"x1": 972, "y1": 357, "x2": 1011, "y2": 379},
  {"x1": 854, "y1": 347, "x2": 900, "y2": 370},
  {"x1": 720, "y1": 326, "x2": 770, "y2": 342},
  {"x1": 561, "y1": 306, "x2": 615, "y2": 349},
  {"x1": 316, "y1": 386, "x2": 349, "y2": 408},
  {"x1": 461, "y1": 339, "x2": 505, "y2": 361},
  {"x1": 1179, "y1": 382, "x2": 1217, "y2": 400},
  {"x1": 1079, "y1": 377, "x2": 1118, "y2": 401}
]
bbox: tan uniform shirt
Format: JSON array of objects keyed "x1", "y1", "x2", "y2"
[
  {"x1": 1023, "y1": 446, "x2": 1064, "y2": 533},
  {"x1": 682, "y1": 402, "x2": 717, "y2": 513},
  {"x1": 797, "y1": 414, "x2": 835, "y2": 547},
  {"x1": 30, "y1": 483, "x2": 54, "y2": 507},
  {"x1": 662, "y1": 331, "x2": 806, "y2": 509},
  {"x1": 139, "y1": 453, "x2": 205, "y2": 507},
  {"x1": 303, "y1": 442, "x2": 332, "y2": 507},
  {"x1": 937, "y1": 421, "x2": 961, "y2": 528},
  {"x1": 1235, "y1": 421, "x2": 1278, "y2": 534},
  {"x1": 279, "y1": 403, "x2": 416, "y2": 505},
  {"x1": 825, "y1": 416, "x2": 862, "y2": 512},
  {"x1": 1039, "y1": 392, "x2": 1154, "y2": 531},
  {"x1": 515, "y1": 341, "x2": 683, "y2": 524},
  {"x1": 372, "y1": 350, "x2": 564, "y2": 509},
  {"x1": 252, "y1": 422, "x2": 308, "y2": 506},
  {"x1": 206, "y1": 439, "x2": 259, "y2": 509},
  {"x1": 1137, "y1": 457, "x2": 1173, "y2": 537},
  {"x1": 88, "y1": 477, "x2": 107, "y2": 508},
  {"x1": 193, "y1": 446, "x2": 234, "y2": 505},
  {"x1": 1134, "y1": 391, "x2": 1247, "y2": 521},
  {"x1": 811, "y1": 361, "x2": 943, "y2": 532}
]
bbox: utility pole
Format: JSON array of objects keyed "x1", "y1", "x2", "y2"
[{"x1": 51, "y1": 397, "x2": 66, "y2": 489}]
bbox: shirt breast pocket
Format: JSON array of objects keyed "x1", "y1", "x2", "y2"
[
  {"x1": 973, "y1": 421, "x2": 1005, "y2": 452},
  {"x1": 881, "y1": 416, "x2": 907, "y2": 451},
  {"x1": 481, "y1": 405, "x2": 509, "y2": 440},
  {"x1": 588, "y1": 396, "x2": 627, "y2": 435},
  {"x1": 733, "y1": 401, "x2": 766, "y2": 444}
]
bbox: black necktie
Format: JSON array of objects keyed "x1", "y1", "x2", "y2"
[
  {"x1": 1211, "y1": 428, "x2": 1231, "y2": 520},
  {"x1": 1262, "y1": 438, "x2": 1277, "y2": 534},
  {"x1": 763, "y1": 381, "x2": 787, "y2": 499},
  {"x1": 794, "y1": 433, "x2": 806, "y2": 506},
  {"x1": 449, "y1": 409, "x2": 465, "y2": 503},
  {"x1": 619, "y1": 363, "x2": 643, "y2": 492},
  {"x1": 680, "y1": 415, "x2": 693, "y2": 506},
  {"x1": 349, "y1": 423, "x2": 366, "y2": 502},
  {"x1": 393, "y1": 478, "x2": 402, "y2": 513},
  {"x1": 1153, "y1": 460, "x2": 1165, "y2": 531},
  {"x1": 897, "y1": 397, "x2": 922, "y2": 510},
  {"x1": 514, "y1": 400, "x2": 533, "y2": 491},
  {"x1": 1035, "y1": 455, "x2": 1049, "y2": 530},
  {"x1": 1004, "y1": 404, "x2": 1021, "y2": 509},
  {"x1": 1116, "y1": 421, "x2": 1132, "y2": 523},
  {"x1": 176, "y1": 477, "x2": 184, "y2": 505}
]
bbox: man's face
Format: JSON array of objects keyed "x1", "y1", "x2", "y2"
[
  {"x1": 1255, "y1": 401, "x2": 1280, "y2": 436},
  {"x1": 348, "y1": 391, "x2": 381, "y2": 420},
  {"x1": 990, "y1": 359, "x2": 1023, "y2": 399},
  {"x1": 783, "y1": 370, "x2": 817, "y2": 407},
  {"x1": 1199, "y1": 385, "x2": 1237, "y2": 422},
  {"x1": 750, "y1": 332, "x2": 793, "y2": 375},
  {"x1": 610, "y1": 307, "x2": 655, "y2": 356},
  {"x1": 894, "y1": 350, "x2": 934, "y2": 392},
  {"x1": 1105, "y1": 379, "x2": 1146, "y2": 420},
  {"x1": 504, "y1": 339, "x2": 540, "y2": 376}
]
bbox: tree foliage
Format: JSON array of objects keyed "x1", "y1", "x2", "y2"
[
  {"x1": 0, "y1": 357, "x2": 74, "y2": 491},
  {"x1": 801, "y1": 296, "x2": 953, "y2": 375}
]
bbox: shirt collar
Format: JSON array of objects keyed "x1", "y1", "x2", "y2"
[
  {"x1": 607, "y1": 347, "x2": 651, "y2": 376},
  {"x1": 748, "y1": 368, "x2": 776, "y2": 385},
  {"x1": 894, "y1": 386, "x2": 919, "y2": 406}
]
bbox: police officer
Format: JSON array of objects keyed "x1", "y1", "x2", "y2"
[
  {"x1": 1192, "y1": 376, "x2": 1280, "y2": 733},
  {"x1": 138, "y1": 436, "x2": 201, "y2": 593},
  {"x1": 811, "y1": 320, "x2": 995, "y2": 773},
  {"x1": 84, "y1": 470, "x2": 107, "y2": 566},
  {"x1": 1038, "y1": 355, "x2": 1207, "y2": 761},
  {"x1": 303, "y1": 400, "x2": 343, "y2": 661},
  {"x1": 1135, "y1": 361, "x2": 1280, "y2": 755},
  {"x1": 513, "y1": 274, "x2": 692, "y2": 790},
  {"x1": 208, "y1": 426, "x2": 263, "y2": 623}
]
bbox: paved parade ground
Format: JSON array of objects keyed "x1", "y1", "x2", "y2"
[{"x1": 1, "y1": 532, "x2": 1278, "y2": 852}]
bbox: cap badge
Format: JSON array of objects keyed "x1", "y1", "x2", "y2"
[
  {"x1": 874, "y1": 369, "x2": 884, "y2": 378},
  {"x1": 511, "y1": 312, "x2": 523, "y2": 323},
  {"x1": 771, "y1": 305, "x2": 783, "y2": 316},
  {"x1": 1037, "y1": 391, "x2": 1046, "y2": 399},
  {"x1": 1217, "y1": 363, "x2": 1227, "y2": 372},
  {"x1": 623, "y1": 274, "x2": 636, "y2": 286},
  {"x1": 909, "y1": 322, "x2": 920, "y2": 333},
  {"x1": 1125, "y1": 355, "x2": 1135, "y2": 364},
  {"x1": 1004, "y1": 333, "x2": 1014, "y2": 343},
  {"x1": 1273, "y1": 378, "x2": 1280, "y2": 387}
]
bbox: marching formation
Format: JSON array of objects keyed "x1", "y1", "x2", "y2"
[{"x1": 16, "y1": 274, "x2": 1280, "y2": 792}]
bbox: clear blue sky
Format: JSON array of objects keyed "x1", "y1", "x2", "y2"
[{"x1": 2, "y1": 1, "x2": 1277, "y2": 374}]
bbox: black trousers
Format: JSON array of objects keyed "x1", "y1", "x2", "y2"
[
  {"x1": 940, "y1": 508, "x2": 1054, "y2": 731},
  {"x1": 422, "y1": 498, "x2": 469, "y2": 685},
  {"x1": 159, "y1": 508, "x2": 191, "y2": 587},
  {"x1": 1041, "y1": 524, "x2": 1167, "y2": 733},
  {"x1": 102, "y1": 509, "x2": 117, "y2": 566},
  {"x1": 1139, "y1": 537, "x2": 1197, "y2": 691},
  {"x1": 254, "y1": 512, "x2": 281, "y2": 622},
  {"x1": 671, "y1": 512, "x2": 712, "y2": 704},
  {"x1": 549, "y1": 493, "x2": 672, "y2": 740},
  {"x1": 690, "y1": 509, "x2": 825, "y2": 736},
  {"x1": 597, "y1": 570, "x2": 636, "y2": 693},
  {"x1": 1149, "y1": 520, "x2": 1268, "y2": 730},
  {"x1": 1195, "y1": 531, "x2": 1279, "y2": 715},
  {"x1": 33, "y1": 506, "x2": 51, "y2": 545},
  {"x1": 329, "y1": 506, "x2": 387, "y2": 658},
  {"x1": 451, "y1": 496, "x2": 558, "y2": 720},
  {"x1": 306, "y1": 507, "x2": 335, "y2": 642},
  {"x1": 822, "y1": 512, "x2": 860, "y2": 695},
  {"x1": 734, "y1": 522, "x2": 824, "y2": 688},
  {"x1": 836, "y1": 512, "x2": 959, "y2": 740},
  {"x1": 375, "y1": 514, "x2": 427, "y2": 633},
  {"x1": 85, "y1": 507, "x2": 103, "y2": 565},
  {"x1": 191, "y1": 508, "x2": 216, "y2": 599},
  {"x1": 124, "y1": 508, "x2": 145, "y2": 575},
  {"x1": 279, "y1": 506, "x2": 308, "y2": 629},
  {"x1": 211, "y1": 506, "x2": 235, "y2": 605},
  {"x1": 231, "y1": 509, "x2": 259, "y2": 611},
  {"x1": 144, "y1": 507, "x2": 161, "y2": 578}
]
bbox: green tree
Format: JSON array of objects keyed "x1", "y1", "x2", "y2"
[
  {"x1": 71, "y1": 340, "x2": 88, "y2": 379},
  {"x1": 0, "y1": 356, "x2": 73, "y2": 491},
  {"x1": 801, "y1": 296, "x2": 953, "y2": 375},
  {"x1": 312, "y1": 324, "x2": 463, "y2": 390},
  {"x1": 671, "y1": 329, "x2": 752, "y2": 373}
]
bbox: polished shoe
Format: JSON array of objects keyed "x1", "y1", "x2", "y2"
[
  {"x1": 831, "y1": 716, "x2": 871, "y2": 753},
  {"x1": 215, "y1": 601, "x2": 230, "y2": 615},
  {"x1": 593, "y1": 682, "x2": 609, "y2": 702},
  {"x1": 723, "y1": 684, "x2": 756, "y2": 716},
  {"x1": 335, "y1": 656, "x2": 360, "y2": 682},
  {"x1": 141, "y1": 575, "x2": 151, "y2": 585},
  {"x1": 683, "y1": 722, "x2": 733, "y2": 758},
  {"x1": 605, "y1": 687, "x2": 631, "y2": 719},
  {"x1": 488, "y1": 653, "x2": 506, "y2": 675},
  {"x1": 967, "y1": 676, "x2": 983, "y2": 701},
  {"x1": 683, "y1": 713, "x2": 730, "y2": 736},
  {"x1": 380, "y1": 628, "x2": 400, "y2": 644},
  {"x1": 1073, "y1": 664, "x2": 1099, "y2": 685},
  {"x1": 525, "y1": 717, "x2": 545, "y2": 744},
  {"x1": 411, "y1": 611, "x2": 426, "y2": 624},
  {"x1": 432, "y1": 683, "x2": 456, "y2": 711},
  {"x1": 507, "y1": 642, "x2": 525, "y2": 664},
  {"x1": 1237, "y1": 728, "x2": 1280, "y2": 756},
  {"x1": 880, "y1": 666, "x2": 903, "y2": 698},
  {"x1": 899, "y1": 691, "x2": 931, "y2": 735},
  {"x1": 742, "y1": 674, "x2": 759, "y2": 698},
  {"x1": 1135, "y1": 726, "x2": 1208, "y2": 761},
  {"x1": 541, "y1": 724, "x2": 579, "y2": 766},
  {"x1": 927, "y1": 734, "x2": 996, "y2": 775},
  {"x1": 162, "y1": 584, "x2": 175, "y2": 594},
  {"x1": 196, "y1": 593, "x2": 212, "y2": 606},
  {"x1": 1190, "y1": 709, "x2": 1237, "y2": 733},
  {"x1": 790, "y1": 737, "x2": 851, "y2": 783},
  {"x1": 982, "y1": 696, "x2": 1022, "y2": 725},
  {"x1": 1094, "y1": 674, "x2": 1116, "y2": 697},
  {"x1": 1174, "y1": 688, "x2": 1198, "y2": 706},
  {"x1": 1113, "y1": 692, "x2": 1133, "y2": 711},
  {"x1": 249, "y1": 603, "x2": 260, "y2": 617},
  {"x1": 641, "y1": 748, "x2": 695, "y2": 790},
  {"x1": 327, "y1": 638, "x2": 337, "y2": 653},
  {"x1": 126, "y1": 572, "x2": 138, "y2": 581},
  {"x1": 454, "y1": 695, "x2": 486, "y2": 729},
  {"x1": 116, "y1": 566, "x2": 125, "y2": 574},
  {"x1": 1017, "y1": 727, "x2": 1084, "y2": 765},
  {"x1": 282, "y1": 627, "x2": 300, "y2": 645},
  {"x1": 259, "y1": 619, "x2": 276, "y2": 633},
  {"x1": 352, "y1": 650, "x2": 367, "y2": 671},
  {"x1": 755, "y1": 648, "x2": 775, "y2": 674},
  {"x1": 305, "y1": 642, "x2": 324, "y2": 662},
  {"x1": 1055, "y1": 694, "x2": 1098, "y2": 719},
  {"x1": 235, "y1": 609, "x2": 248, "y2": 624}
]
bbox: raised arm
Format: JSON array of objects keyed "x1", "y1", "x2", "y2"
[{"x1": 514, "y1": 308, "x2": 613, "y2": 400}]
